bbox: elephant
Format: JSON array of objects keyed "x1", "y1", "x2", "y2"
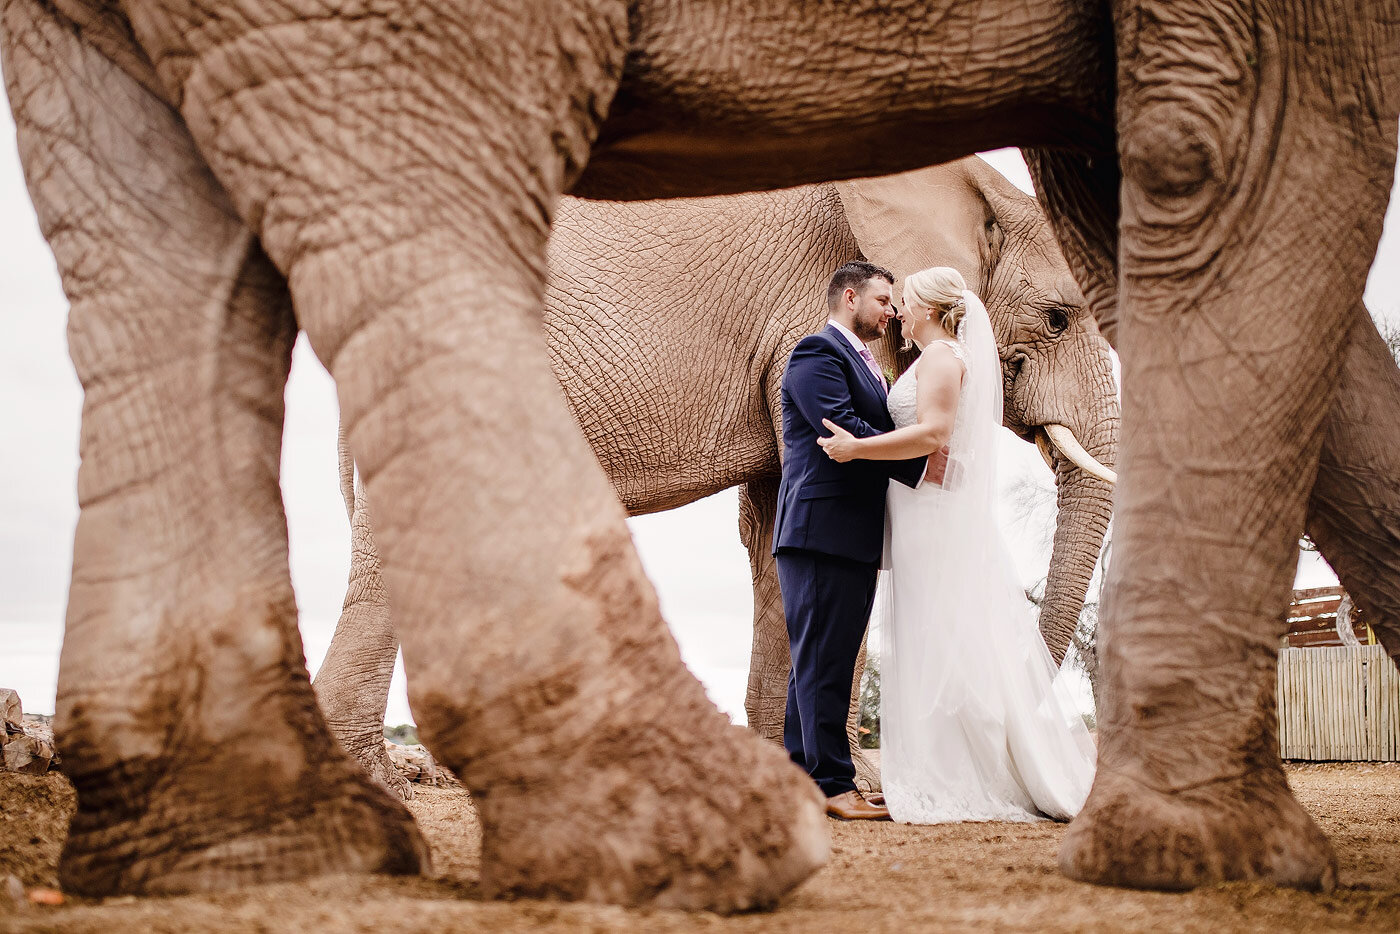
[
  {"x1": 3, "y1": 0, "x2": 1396, "y2": 912},
  {"x1": 312, "y1": 157, "x2": 1120, "y2": 800}
]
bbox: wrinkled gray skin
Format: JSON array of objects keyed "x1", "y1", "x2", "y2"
[
  {"x1": 315, "y1": 159, "x2": 1119, "y2": 800},
  {"x1": 3, "y1": 0, "x2": 1396, "y2": 911}
]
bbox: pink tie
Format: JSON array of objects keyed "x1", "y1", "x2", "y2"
[{"x1": 858, "y1": 347, "x2": 887, "y2": 393}]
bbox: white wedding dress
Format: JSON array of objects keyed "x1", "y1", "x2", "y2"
[{"x1": 876, "y1": 291, "x2": 1096, "y2": 823}]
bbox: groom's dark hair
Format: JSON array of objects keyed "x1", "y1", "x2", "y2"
[{"x1": 826, "y1": 261, "x2": 895, "y2": 313}]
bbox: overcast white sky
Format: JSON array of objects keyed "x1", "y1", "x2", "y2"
[{"x1": 2, "y1": 89, "x2": 1396, "y2": 725}]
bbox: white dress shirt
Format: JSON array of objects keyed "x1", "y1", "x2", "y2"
[{"x1": 827, "y1": 318, "x2": 886, "y2": 389}]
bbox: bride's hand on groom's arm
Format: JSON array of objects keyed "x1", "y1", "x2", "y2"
[{"x1": 818, "y1": 419, "x2": 860, "y2": 462}]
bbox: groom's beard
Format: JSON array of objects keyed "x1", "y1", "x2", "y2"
[{"x1": 853, "y1": 318, "x2": 887, "y2": 343}]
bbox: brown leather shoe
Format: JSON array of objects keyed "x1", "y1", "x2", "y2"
[
  {"x1": 825, "y1": 790, "x2": 891, "y2": 821},
  {"x1": 865, "y1": 792, "x2": 886, "y2": 807}
]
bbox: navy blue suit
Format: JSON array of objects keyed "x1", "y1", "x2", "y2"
[{"x1": 774, "y1": 325, "x2": 925, "y2": 796}]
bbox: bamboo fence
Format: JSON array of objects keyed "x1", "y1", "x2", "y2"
[{"x1": 1277, "y1": 644, "x2": 1400, "y2": 761}]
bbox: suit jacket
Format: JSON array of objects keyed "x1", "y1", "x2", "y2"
[{"x1": 773, "y1": 325, "x2": 927, "y2": 564}]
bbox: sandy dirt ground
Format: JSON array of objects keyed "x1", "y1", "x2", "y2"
[{"x1": 2, "y1": 760, "x2": 1398, "y2": 933}]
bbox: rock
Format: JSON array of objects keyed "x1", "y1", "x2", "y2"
[
  {"x1": 385, "y1": 741, "x2": 434, "y2": 784},
  {"x1": 384, "y1": 741, "x2": 460, "y2": 787},
  {"x1": 20, "y1": 715, "x2": 56, "y2": 765},
  {"x1": 0, "y1": 693, "x2": 59, "y2": 774},
  {"x1": 1, "y1": 689, "x2": 21, "y2": 735},
  {"x1": 2, "y1": 734, "x2": 54, "y2": 775}
]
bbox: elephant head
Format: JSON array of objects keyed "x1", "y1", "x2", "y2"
[{"x1": 837, "y1": 157, "x2": 1118, "y2": 663}]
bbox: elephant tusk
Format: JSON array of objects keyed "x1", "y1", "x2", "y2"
[
  {"x1": 1034, "y1": 429, "x2": 1057, "y2": 473},
  {"x1": 1044, "y1": 424, "x2": 1117, "y2": 484}
]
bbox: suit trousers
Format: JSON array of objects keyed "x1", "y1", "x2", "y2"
[{"x1": 776, "y1": 548, "x2": 880, "y2": 797}]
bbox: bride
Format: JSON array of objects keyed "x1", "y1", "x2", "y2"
[{"x1": 817, "y1": 266, "x2": 1096, "y2": 823}]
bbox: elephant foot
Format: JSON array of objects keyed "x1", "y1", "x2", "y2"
[
  {"x1": 368, "y1": 747, "x2": 418, "y2": 801},
  {"x1": 472, "y1": 700, "x2": 828, "y2": 912},
  {"x1": 1059, "y1": 766, "x2": 1336, "y2": 891},
  {"x1": 58, "y1": 724, "x2": 429, "y2": 895},
  {"x1": 346, "y1": 738, "x2": 416, "y2": 801}
]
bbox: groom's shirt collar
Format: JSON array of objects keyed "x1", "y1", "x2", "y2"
[{"x1": 826, "y1": 318, "x2": 868, "y2": 354}]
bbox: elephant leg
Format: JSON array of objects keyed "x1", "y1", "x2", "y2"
[
  {"x1": 138, "y1": 2, "x2": 826, "y2": 910},
  {"x1": 847, "y1": 637, "x2": 879, "y2": 793},
  {"x1": 741, "y1": 477, "x2": 790, "y2": 744},
  {"x1": 1305, "y1": 311, "x2": 1400, "y2": 660},
  {"x1": 1059, "y1": 2, "x2": 1396, "y2": 891},
  {"x1": 312, "y1": 430, "x2": 412, "y2": 800},
  {"x1": 2, "y1": 2, "x2": 426, "y2": 895}
]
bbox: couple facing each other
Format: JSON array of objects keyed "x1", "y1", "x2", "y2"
[{"x1": 774, "y1": 261, "x2": 1096, "y2": 823}]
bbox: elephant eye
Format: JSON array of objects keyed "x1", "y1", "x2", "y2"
[{"x1": 1045, "y1": 307, "x2": 1071, "y2": 335}]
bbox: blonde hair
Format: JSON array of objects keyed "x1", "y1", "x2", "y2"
[{"x1": 903, "y1": 266, "x2": 968, "y2": 336}]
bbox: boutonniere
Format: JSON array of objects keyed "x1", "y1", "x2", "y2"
[{"x1": 883, "y1": 366, "x2": 896, "y2": 386}]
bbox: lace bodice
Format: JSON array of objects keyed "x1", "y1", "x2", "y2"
[{"x1": 887, "y1": 339, "x2": 968, "y2": 432}]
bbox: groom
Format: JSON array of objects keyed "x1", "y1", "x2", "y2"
[{"x1": 774, "y1": 261, "x2": 928, "y2": 821}]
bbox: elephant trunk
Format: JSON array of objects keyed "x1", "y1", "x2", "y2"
[
  {"x1": 1036, "y1": 424, "x2": 1116, "y2": 667},
  {"x1": 312, "y1": 470, "x2": 414, "y2": 800}
]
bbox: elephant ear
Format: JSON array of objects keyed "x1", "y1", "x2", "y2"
[
  {"x1": 834, "y1": 160, "x2": 992, "y2": 366},
  {"x1": 834, "y1": 161, "x2": 990, "y2": 305}
]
